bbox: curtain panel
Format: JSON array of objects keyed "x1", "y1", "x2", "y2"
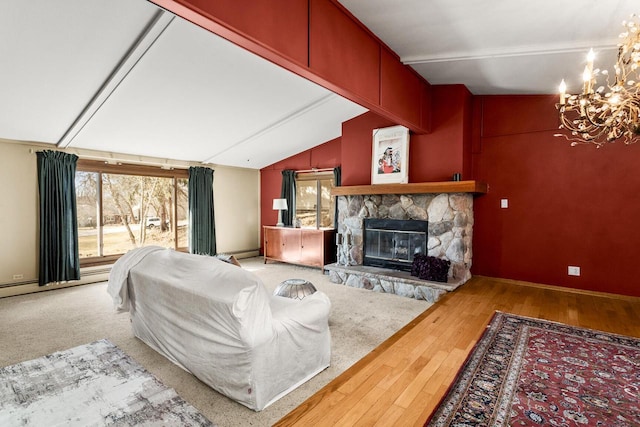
[
  {"x1": 333, "y1": 166, "x2": 341, "y2": 229},
  {"x1": 37, "y1": 150, "x2": 80, "y2": 286},
  {"x1": 188, "y1": 166, "x2": 216, "y2": 256},
  {"x1": 280, "y1": 170, "x2": 296, "y2": 226}
]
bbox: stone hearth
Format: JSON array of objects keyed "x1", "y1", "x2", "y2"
[
  {"x1": 325, "y1": 263, "x2": 464, "y2": 303},
  {"x1": 328, "y1": 192, "x2": 474, "y2": 302}
]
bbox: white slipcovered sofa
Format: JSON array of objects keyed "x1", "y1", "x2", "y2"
[{"x1": 107, "y1": 247, "x2": 331, "y2": 411}]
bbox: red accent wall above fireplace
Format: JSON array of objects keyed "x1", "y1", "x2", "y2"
[{"x1": 341, "y1": 85, "x2": 472, "y2": 186}]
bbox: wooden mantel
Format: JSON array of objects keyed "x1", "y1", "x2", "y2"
[{"x1": 331, "y1": 180, "x2": 487, "y2": 196}]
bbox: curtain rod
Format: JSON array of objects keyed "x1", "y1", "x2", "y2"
[{"x1": 295, "y1": 167, "x2": 335, "y2": 174}]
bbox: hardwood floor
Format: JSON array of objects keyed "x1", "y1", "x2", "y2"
[{"x1": 275, "y1": 275, "x2": 640, "y2": 426}]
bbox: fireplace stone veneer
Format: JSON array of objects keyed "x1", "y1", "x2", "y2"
[{"x1": 326, "y1": 192, "x2": 474, "y2": 302}]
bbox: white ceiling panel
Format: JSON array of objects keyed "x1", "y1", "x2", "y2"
[
  {"x1": 68, "y1": 15, "x2": 365, "y2": 167},
  {"x1": 208, "y1": 94, "x2": 367, "y2": 169},
  {"x1": 0, "y1": 0, "x2": 159, "y2": 143},
  {"x1": 411, "y1": 47, "x2": 621, "y2": 95}
]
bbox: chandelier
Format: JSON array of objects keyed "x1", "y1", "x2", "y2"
[{"x1": 556, "y1": 15, "x2": 640, "y2": 147}]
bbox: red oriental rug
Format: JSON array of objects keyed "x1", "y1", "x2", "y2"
[{"x1": 426, "y1": 312, "x2": 640, "y2": 426}]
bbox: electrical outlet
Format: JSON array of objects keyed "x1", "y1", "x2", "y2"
[
  {"x1": 12, "y1": 274, "x2": 23, "y2": 280},
  {"x1": 501, "y1": 199, "x2": 508, "y2": 208},
  {"x1": 568, "y1": 266, "x2": 580, "y2": 276}
]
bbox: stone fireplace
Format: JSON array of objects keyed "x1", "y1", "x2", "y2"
[{"x1": 326, "y1": 191, "x2": 475, "y2": 303}]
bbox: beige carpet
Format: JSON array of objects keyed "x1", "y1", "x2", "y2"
[{"x1": 0, "y1": 257, "x2": 432, "y2": 426}]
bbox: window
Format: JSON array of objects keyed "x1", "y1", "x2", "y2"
[
  {"x1": 295, "y1": 171, "x2": 335, "y2": 228},
  {"x1": 75, "y1": 160, "x2": 189, "y2": 265},
  {"x1": 76, "y1": 171, "x2": 100, "y2": 258}
]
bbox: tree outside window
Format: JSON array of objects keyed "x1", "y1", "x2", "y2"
[
  {"x1": 295, "y1": 172, "x2": 334, "y2": 229},
  {"x1": 75, "y1": 161, "x2": 189, "y2": 264}
]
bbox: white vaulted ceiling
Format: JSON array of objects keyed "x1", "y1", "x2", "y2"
[
  {"x1": 0, "y1": 1, "x2": 159, "y2": 144},
  {"x1": 0, "y1": 0, "x2": 637, "y2": 168},
  {"x1": 0, "y1": 0, "x2": 365, "y2": 168},
  {"x1": 340, "y1": 0, "x2": 638, "y2": 95},
  {"x1": 66, "y1": 12, "x2": 365, "y2": 168}
]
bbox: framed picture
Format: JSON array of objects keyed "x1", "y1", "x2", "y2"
[{"x1": 371, "y1": 125, "x2": 410, "y2": 184}]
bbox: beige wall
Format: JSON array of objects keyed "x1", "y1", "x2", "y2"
[
  {"x1": 0, "y1": 142, "x2": 39, "y2": 285},
  {"x1": 0, "y1": 139, "x2": 260, "y2": 290},
  {"x1": 213, "y1": 165, "x2": 260, "y2": 256}
]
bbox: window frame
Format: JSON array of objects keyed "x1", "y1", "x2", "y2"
[{"x1": 76, "y1": 160, "x2": 189, "y2": 267}]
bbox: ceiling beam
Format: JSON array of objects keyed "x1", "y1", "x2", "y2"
[
  {"x1": 57, "y1": 9, "x2": 175, "y2": 149},
  {"x1": 149, "y1": 0, "x2": 430, "y2": 134},
  {"x1": 203, "y1": 93, "x2": 337, "y2": 164},
  {"x1": 402, "y1": 44, "x2": 617, "y2": 65}
]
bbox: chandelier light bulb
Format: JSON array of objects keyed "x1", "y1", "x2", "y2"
[{"x1": 583, "y1": 66, "x2": 592, "y2": 94}]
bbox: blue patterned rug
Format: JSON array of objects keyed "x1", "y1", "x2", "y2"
[
  {"x1": 0, "y1": 339, "x2": 215, "y2": 426},
  {"x1": 426, "y1": 312, "x2": 640, "y2": 426}
]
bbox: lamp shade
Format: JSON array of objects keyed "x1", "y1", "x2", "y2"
[{"x1": 272, "y1": 198, "x2": 288, "y2": 210}]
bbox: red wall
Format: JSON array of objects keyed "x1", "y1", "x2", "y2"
[
  {"x1": 261, "y1": 92, "x2": 640, "y2": 298},
  {"x1": 260, "y1": 138, "x2": 341, "y2": 249},
  {"x1": 341, "y1": 112, "x2": 396, "y2": 185},
  {"x1": 341, "y1": 85, "x2": 472, "y2": 186},
  {"x1": 171, "y1": 0, "x2": 309, "y2": 65},
  {"x1": 411, "y1": 85, "x2": 472, "y2": 182},
  {"x1": 263, "y1": 83, "x2": 472, "y2": 247},
  {"x1": 471, "y1": 95, "x2": 640, "y2": 297},
  {"x1": 309, "y1": 0, "x2": 380, "y2": 105}
]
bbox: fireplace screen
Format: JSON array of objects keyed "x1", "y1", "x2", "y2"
[{"x1": 363, "y1": 219, "x2": 428, "y2": 271}]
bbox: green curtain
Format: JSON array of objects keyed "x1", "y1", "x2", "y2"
[
  {"x1": 188, "y1": 166, "x2": 216, "y2": 256},
  {"x1": 281, "y1": 170, "x2": 296, "y2": 226},
  {"x1": 333, "y1": 166, "x2": 341, "y2": 229},
  {"x1": 37, "y1": 150, "x2": 80, "y2": 286}
]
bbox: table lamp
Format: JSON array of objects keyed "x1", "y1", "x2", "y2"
[{"x1": 273, "y1": 198, "x2": 288, "y2": 227}]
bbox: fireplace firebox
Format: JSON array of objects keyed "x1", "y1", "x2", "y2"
[{"x1": 363, "y1": 218, "x2": 428, "y2": 272}]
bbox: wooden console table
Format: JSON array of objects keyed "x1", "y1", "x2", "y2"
[{"x1": 263, "y1": 226, "x2": 336, "y2": 269}]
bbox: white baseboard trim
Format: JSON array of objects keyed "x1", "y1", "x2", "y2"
[
  {"x1": 0, "y1": 250, "x2": 260, "y2": 299},
  {"x1": 221, "y1": 249, "x2": 260, "y2": 259},
  {"x1": 0, "y1": 266, "x2": 112, "y2": 299}
]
